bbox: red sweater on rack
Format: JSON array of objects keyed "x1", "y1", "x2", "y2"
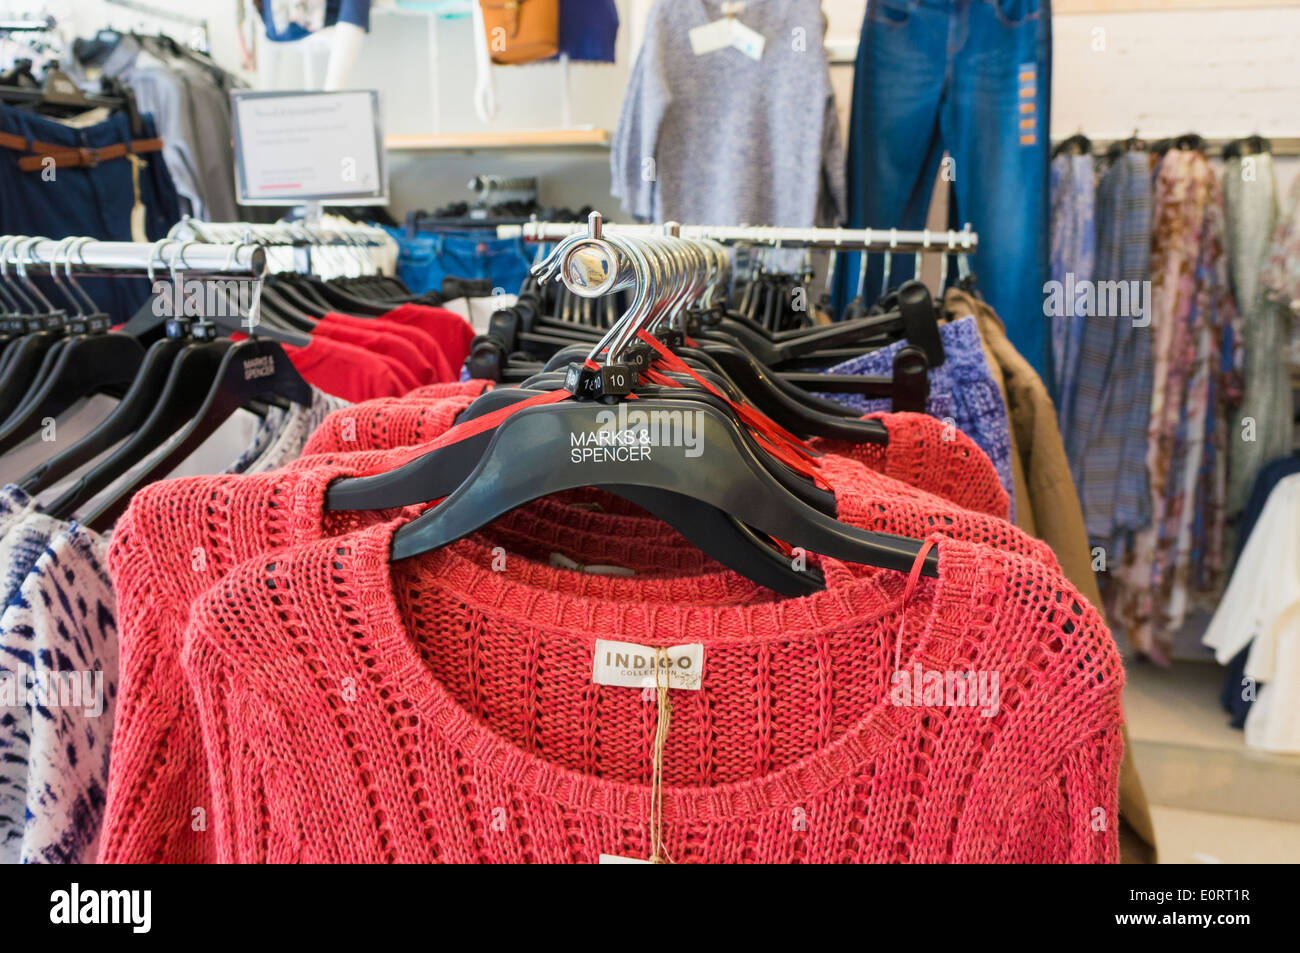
[
  {"x1": 98, "y1": 401, "x2": 1061, "y2": 863},
  {"x1": 178, "y1": 521, "x2": 1122, "y2": 863}
]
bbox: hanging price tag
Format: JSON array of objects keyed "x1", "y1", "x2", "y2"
[
  {"x1": 729, "y1": 18, "x2": 765, "y2": 60},
  {"x1": 689, "y1": 10, "x2": 764, "y2": 61},
  {"x1": 688, "y1": 18, "x2": 734, "y2": 56}
]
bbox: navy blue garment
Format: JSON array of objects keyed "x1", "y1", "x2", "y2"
[
  {"x1": 378, "y1": 223, "x2": 533, "y2": 296},
  {"x1": 263, "y1": 0, "x2": 371, "y2": 42},
  {"x1": 1220, "y1": 454, "x2": 1300, "y2": 727},
  {"x1": 0, "y1": 105, "x2": 181, "y2": 319},
  {"x1": 556, "y1": 0, "x2": 619, "y2": 63},
  {"x1": 836, "y1": 0, "x2": 1052, "y2": 378}
]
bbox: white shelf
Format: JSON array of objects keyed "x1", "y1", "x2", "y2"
[{"x1": 385, "y1": 129, "x2": 610, "y2": 153}]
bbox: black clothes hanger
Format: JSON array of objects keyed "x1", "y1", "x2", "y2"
[
  {"x1": 118, "y1": 277, "x2": 312, "y2": 348},
  {"x1": 331, "y1": 373, "x2": 840, "y2": 520},
  {"x1": 0, "y1": 331, "x2": 142, "y2": 454},
  {"x1": 1052, "y1": 132, "x2": 1092, "y2": 159},
  {"x1": 384, "y1": 397, "x2": 938, "y2": 579},
  {"x1": 1152, "y1": 132, "x2": 1207, "y2": 156},
  {"x1": 82, "y1": 334, "x2": 312, "y2": 531},
  {"x1": 689, "y1": 280, "x2": 944, "y2": 370},
  {"x1": 782, "y1": 346, "x2": 931, "y2": 414},
  {"x1": 329, "y1": 227, "x2": 941, "y2": 587},
  {"x1": 18, "y1": 336, "x2": 185, "y2": 494},
  {"x1": 0, "y1": 246, "x2": 139, "y2": 452},
  {"x1": 536, "y1": 336, "x2": 889, "y2": 443},
  {"x1": 1105, "y1": 132, "x2": 1146, "y2": 161},
  {"x1": 1223, "y1": 135, "x2": 1272, "y2": 159},
  {"x1": 289, "y1": 273, "x2": 394, "y2": 316},
  {"x1": 42, "y1": 333, "x2": 233, "y2": 521}
]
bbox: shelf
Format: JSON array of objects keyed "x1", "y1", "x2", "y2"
[{"x1": 385, "y1": 129, "x2": 610, "y2": 153}]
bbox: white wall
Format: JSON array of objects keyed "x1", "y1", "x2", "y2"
[{"x1": 9, "y1": 1, "x2": 1300, "y2": 213}]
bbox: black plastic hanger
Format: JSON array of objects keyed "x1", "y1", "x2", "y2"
[
  {"x1": 384, "y1": 397, "x2": 938, "y2": 579},
  {"x1": 328, "y1": 372, "x2": 838, "y2": 519},
  {"x1": 1052, "y1": 132, "x2": 1092, "y2": 159},
  {"x1": 80, "y1": 334, "x2": 313, "y2": 531},
  {"x1": 18, "y1": 337, "x2": 185, "y2": 494},
  {"x1": 42, "y1": 332, "x2": 231, "y2": 520},
  {"x1": 0, "y1": 331, "x2": 141, "y2": 454}
]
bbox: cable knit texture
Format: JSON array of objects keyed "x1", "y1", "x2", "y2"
[
  {"x1": 180, "y1": 521, "x2": 1123, "y2": 863},
  {"x1": 100, "y1": 404, "x2": 1054, "y2": 862}
]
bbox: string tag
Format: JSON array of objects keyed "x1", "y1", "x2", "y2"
[
  {"x1": 648, "y1": 647, "x2": 674, "y2": 863},
  {"x1": 592, "y1": 645, "x2": 700, "y2": 864}
]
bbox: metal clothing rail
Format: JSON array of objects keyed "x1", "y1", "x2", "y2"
[
  {"x1": 498, "y1": 219, "x2": 980, "y2": 253},
  {"x1": 0, "y1": 238, "x2": 267, "y2": 279},
  {"x1": 0, "y1": 16, "x2": 57, "y2": 33},
  {"x1": 1055, "y1": 135, "x2": 1300, "y2": 158},
  {"x1": 104, "y1": 0, "x2": 209, "y2": 32},
  {"x1": 171, "y1": 217, "x2": 393, "y2": 248}
]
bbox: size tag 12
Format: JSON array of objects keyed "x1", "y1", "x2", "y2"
[{"x1": 592, "y1": 639, "x2": 704, "y2": 691}]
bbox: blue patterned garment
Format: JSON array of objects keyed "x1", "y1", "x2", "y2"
[
  {"x1": 812, "y1": 315, "x2": 1016, "y2": 519},
  {"x1": 1062, "y1": 152, "x2": 1154, "y2": 553},
  {"x1": 1048, "y1": 153, "x2": 1097, "y2": 426},
  {"x1": 0, "y1": 486, "x2": 64, "y2": 863},
  {"x1": 0, "y1": 524, "x2": 117, "y2": 864}
]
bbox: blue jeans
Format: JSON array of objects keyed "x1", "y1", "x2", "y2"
[
  {"x1": 838, "y1": 0, "x2": 1052, "y2": 376},
  {"x1": 0, "y1": 105, "x2": 181, "y2": 319},
  {"x1": 380, "y1": 224, "x2": 533, "y2": 296}
]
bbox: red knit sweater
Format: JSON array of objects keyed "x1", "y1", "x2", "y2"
[
  {"x1": 180, "y1": 521, "x2": 1122, "y2": 863},
  {"x1": 99, "y1": 399, "x2": 1058, "y2": 863}
]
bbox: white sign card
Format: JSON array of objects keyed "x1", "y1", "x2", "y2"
[{"x1": 231, "y1": 89, "x2": 388, "y2": 205}]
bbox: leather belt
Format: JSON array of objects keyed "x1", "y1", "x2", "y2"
[{"x1": 0, "y1": 131, "x2": 164, "y2": 171}]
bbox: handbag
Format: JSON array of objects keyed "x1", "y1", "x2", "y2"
[{"x1": 479, "y1": 0, "x2": 560, "y2": 65}]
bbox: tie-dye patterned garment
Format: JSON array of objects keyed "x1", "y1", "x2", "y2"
[
  {"x1": 0, "y1": 524, "x2": 117, "y2": 863},
  {"x1": 0, "y1": 387, "x2": 347, "y2": 862},
  {"x1": 0, "y1": 488, "x2": 63, "y2": 863},
  {"x1": 1112, "y1": 150, "x2": 1243, "y2": 663}
]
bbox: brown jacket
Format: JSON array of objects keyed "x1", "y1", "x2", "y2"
[{"x1": 944, "y1": 289, "x2": 1158, "y2": 864}]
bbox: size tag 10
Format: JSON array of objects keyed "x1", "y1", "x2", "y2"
[{"x1": 592, "y1": 639, "x2": 704, "y2": 691}]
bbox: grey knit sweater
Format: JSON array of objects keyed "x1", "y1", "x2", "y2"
[{"x1": 611, "y1": 0, "x2": 846, "y2": 228}]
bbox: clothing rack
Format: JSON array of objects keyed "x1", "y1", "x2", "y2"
[
  {"x1": 1052, "y1": 135, "x2": 1300, "y2": 158},
  {"x1": 103, "y1": 0, "x2": 210, "y2": 50},
  {"x1": 170, "y1": 218, "x2": 392, "y2": 247},
  {"x1": 0, "y1": 16, "x2": 57, "y2": 34},
  {"x1": 0, "y1": 238, "x2": 267, "y2": 279},
  {"x1": 499, "y1": 219, "x2": 980, "y2": 253},
  {"x1": 169, "y1": 218, "x2": 395, "y2": 278}
]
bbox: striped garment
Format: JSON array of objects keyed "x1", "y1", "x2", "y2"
[
  {"x1": 1063, "y1": 151, "x2": 1154, "y2": 553},
  {"x1": 1049, "y1": 151, "x2": 1097, "y2": 426}
]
